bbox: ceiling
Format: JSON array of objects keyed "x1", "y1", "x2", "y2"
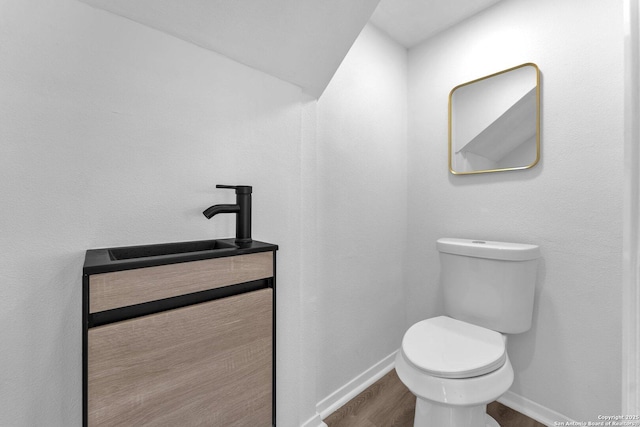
[
  {"x1": 79, "y1": 0, "x2": 379, "y2": 98},
  {"x1": 369, "y1": 0, "x2": 503, "y2": 48},
  {"x1": 78, "y1": 0, "x2": 502, "y2": 97}
]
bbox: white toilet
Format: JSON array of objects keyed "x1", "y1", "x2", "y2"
[{"x1": 395, "y1": 238, "x2": 540, "y2": 427}]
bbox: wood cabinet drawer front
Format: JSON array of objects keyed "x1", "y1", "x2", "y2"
[
  {"x1": 88, "y1": 288, "x2": 273, "y2": 426},
  {"x1": 89, "y1": 252, "x2": 273, "y2": 313}
]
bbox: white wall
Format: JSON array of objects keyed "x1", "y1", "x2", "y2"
[
  {"x1": 0, "y1": 0, "x2": 312, "y2": 425},
  {"x1": 315, "y1": 24, "x2": 408, "y2": 402},
  {"x1": 3, "y1": 0, "x2": 623, "y2": 424},
  {"x1": 623, "y1": 0, "x2": 640, "y2": 414},
  {"x1": 407, "y1": 0, "x2": 623, "y2": 421},
  {"x1": 0, "y1": 1, "x2": 409, "y2": 425}
]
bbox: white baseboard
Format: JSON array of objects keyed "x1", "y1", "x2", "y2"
[
  {"x1": 300, "y1": 413, "x2": 327, "y2": 427},
  {"x1": 498, "y1": 390, "x2": 575, "y2": 427},
  {"x1": 316, "y1": 350, "x2": 397, "y2": 419}
]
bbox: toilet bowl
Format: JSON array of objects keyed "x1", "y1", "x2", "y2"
[
  {"x1": 397, "y1": 238, "x2": 540, "y2": 427},
  {"x1": 395, "y1": 316, "x2": 513, "y2": 427}
]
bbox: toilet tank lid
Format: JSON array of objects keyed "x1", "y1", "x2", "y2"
[{"x1": 437, "y1": 238, "x2": 540, "y2": 261}]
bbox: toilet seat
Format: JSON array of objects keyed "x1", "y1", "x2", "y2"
[{"x1": 401, "y1": 316, "x2": 506, "y2": 379}]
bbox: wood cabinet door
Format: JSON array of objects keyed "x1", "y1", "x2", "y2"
[{"x1": 88, "y1": 288, "x2": 272, "y2": 426}]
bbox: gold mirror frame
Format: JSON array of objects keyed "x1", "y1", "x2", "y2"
[{"x1": 448, "y1": 63, "x2": 541, "y2": 175}]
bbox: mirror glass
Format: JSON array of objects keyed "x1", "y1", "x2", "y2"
[{"x1": 449, "y1": 63, "x2": 540, "y2": 175}]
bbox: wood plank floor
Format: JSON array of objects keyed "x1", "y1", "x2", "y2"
[
  {"x1": 323, "y1": 369, "x2": 415, "y2": 427},
  {"x1": 323, "y1": 369, "x2": 546, "y2": 427},
  {"x1": 487, "y1": 401, "x2": 546, "y2": 427}
]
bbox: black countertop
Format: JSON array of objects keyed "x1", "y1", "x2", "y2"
[{"x1": 83, "y1": 238, "x2": 278, "y2": 275}]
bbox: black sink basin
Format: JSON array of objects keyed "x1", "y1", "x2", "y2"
[
  {"x1": 84, "y1": 239, "x2": 278, "y2": 275},
  {"x1": 108, "y1": 239, "x2": 237, "y2": 261}
]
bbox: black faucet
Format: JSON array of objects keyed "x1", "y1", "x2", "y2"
[{"x1": 203, "y1": 185, "x2": 252, "y2": 244}]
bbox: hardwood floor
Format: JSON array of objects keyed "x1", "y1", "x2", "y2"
[
  {"x1": 323, "y1": 369, "x2": 415, "y2": 427},
  {"x1": 323, "y1": 369, "x2": 546, "y2": 427},
  {"x1": 487, "y1": 401, "x2": 546, "y2": 427}
]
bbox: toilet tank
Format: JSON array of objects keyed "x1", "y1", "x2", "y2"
[{"x1": 438, "y1": 238, "x2": 540, "y2": 334}]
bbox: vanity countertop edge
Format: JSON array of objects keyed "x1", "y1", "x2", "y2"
[{"x1": 83, "y1": 238, "x2": 278, "y2": 275}]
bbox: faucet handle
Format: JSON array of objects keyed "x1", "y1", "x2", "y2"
[{"x1": 216, "y1": 185, "x2": 252, "y2": 194}]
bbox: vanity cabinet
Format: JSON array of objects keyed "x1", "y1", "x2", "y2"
[{"x1": 83, "y1": 241, "x2": 277, "y2": 427}]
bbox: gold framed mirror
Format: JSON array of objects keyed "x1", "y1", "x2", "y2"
[{"x1": 448, "y1": 63, "x2": 540, "y2": 175}]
